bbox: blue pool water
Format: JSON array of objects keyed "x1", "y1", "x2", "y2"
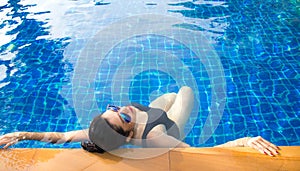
[{"x1": 0, "y1": 0, "x2": 299, "y2": 148}]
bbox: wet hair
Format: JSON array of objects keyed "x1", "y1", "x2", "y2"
[{"x1": 88, "y1": 114, "x2": 131, "y2": 153}]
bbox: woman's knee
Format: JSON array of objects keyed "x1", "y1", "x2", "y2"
[
  {"x1": 163, "y1": 93, "x2": 177, "y2": 103},
  {"x1": 179, "y1": 86, "x2": 194, "y2": 98},
  {"x1": 149, "y1": 92, "x2": 176, "y2": 109}
]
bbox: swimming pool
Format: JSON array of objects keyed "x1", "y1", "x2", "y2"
[{"x1": 0, "y1": 0, "x2": 299, "y2": 149}]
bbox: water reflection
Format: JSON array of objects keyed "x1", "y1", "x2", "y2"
[
  {"x1": 0, "y1": 0, "x2": 298, "y2": 149},
  {"x1": 0, "y1": 0, "x2": 76, "y2": 148},
  {"x1": 169, "y1": 0, "x2": 300, "y2": 146}
]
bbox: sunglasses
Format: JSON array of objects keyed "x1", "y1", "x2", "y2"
[{"x1": 106, "y1": 104, "x2": 132, "y2": 123}]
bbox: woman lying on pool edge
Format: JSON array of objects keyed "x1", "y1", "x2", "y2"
[{"x1": 0, "y1": 86, "x2": 280, "y2": 156}]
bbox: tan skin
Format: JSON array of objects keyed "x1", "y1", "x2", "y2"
[
  {"x1": 102, "y1": 106, "x2": 136, "y2": 134},
  {"x1": 101, "y1": 104, "x2": 280, "y2": 156},
  {"x1": 101, "y1": 105, "x2": 189, "y2": 148},
  {"x1": 0, "y1": 87, "x2": 280, "y2": 156}
]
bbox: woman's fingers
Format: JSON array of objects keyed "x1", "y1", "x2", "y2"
[
  {"x1": 0, "y1": 133, "x2": 19, "y2": 149},
  {"x1": 257, "y1": 137, "x2": 279, "y2": 156},
  {"x1": 0, "y1": 136, "x2": 10, "y2": 147},
  {"x1": 3, "y1": 139, "x2": 18, "y2": 149},
  {"x1": 247, "y1": 136, "x2": 280, "y2": 156},
  {"x1": 248, "y1": 140, "x2": 265, "y2": 155}
]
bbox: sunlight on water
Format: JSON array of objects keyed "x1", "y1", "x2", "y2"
[{"x1": 0, "y1": 0, "x2": 299, "y2": 149}]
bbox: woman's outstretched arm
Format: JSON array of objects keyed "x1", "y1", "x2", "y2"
[
  {"x1": 0, "y1": 129, "x2": 89, "y2": 149},
  {"x1": 215, "y1": 136, "x2": 280, "y2": 156}
]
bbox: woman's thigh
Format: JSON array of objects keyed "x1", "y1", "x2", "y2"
[
  {"x1": 166, "y1": 86, "x2": 194, "y2": 138},
  {"x1": 149, "y1": 93, "x2": 177, "y2": 111}
]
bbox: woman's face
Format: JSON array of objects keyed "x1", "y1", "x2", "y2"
[{"x1": 101, "y1": 105, "x2": 136, "y2": 132}]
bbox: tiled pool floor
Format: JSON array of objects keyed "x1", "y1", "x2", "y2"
[{"x1": 0, "y1": 147, "x2": 299, "y2": 171}]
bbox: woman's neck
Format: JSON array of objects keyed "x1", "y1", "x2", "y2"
[{"x1": 132, "y1": 108, "x2": 148, "y2": 139}]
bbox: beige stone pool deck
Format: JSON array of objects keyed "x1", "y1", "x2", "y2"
[{"x1": 0, "y1": 146, "x2": 299, "y2": 171}]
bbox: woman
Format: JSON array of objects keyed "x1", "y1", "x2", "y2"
[{"x1": 0, "y1": 86, "x2": 279, "y2": 156}]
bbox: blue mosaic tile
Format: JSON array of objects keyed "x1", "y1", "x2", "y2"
[{"x1": 0, "y1": 0, "x2": 299, "y2": 148}]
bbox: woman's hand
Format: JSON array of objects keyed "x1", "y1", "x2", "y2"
[
  {"x1": 0, "y1": 132, "x2": 23, "y2": 149},
  {"x1": 246, "y1": 136, "x2": 280, "y2": 157}
]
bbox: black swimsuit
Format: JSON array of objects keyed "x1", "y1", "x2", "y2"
[
  {"x1": 131, "y1": 103, "x2": 180, "y2": 140},
  {"x1": 82, "y1": 103, "x2": 180, "y2": 152}
]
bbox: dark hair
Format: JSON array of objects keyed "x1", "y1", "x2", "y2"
[
  {"x1": 88, "y1": 114, "x2": 131, "y2": 153},
  {"x1": 105, "y1": 118, "x2": 131, "y2": 137}
]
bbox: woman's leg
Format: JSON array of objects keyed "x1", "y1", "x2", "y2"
[
  {"x1": 149, "y1": 92, "x2": 177, "y2": 112},
  {"x1": 166, "y1": 86, "x2": 194, "y2": 139},
  {"x1": 149, "y1": 86, "x2": 194, "y2": 139}
]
